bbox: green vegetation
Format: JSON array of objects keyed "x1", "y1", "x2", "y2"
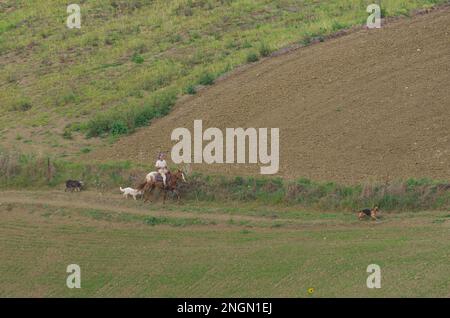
[
  {"x1": 1, "y1": 0, "x2": 446, "y2": 140},
  {"x1": 258, "y1": 42, "x2": 272, "y2": 57},
  {"x1": 1, "y1": 151, "x2": 448, "y2": 211},
  {"x1": 1, "y1": 200, "x2": 449, "y2": 297},
  {"x1": 84, "y1": 89, "x2": 177, "y2": 137},
  {"x1": 184, "y1": 83, "x2": 197, "y2": 95},
  {"x1": 1, "y1": 2, "x2": 448, "y2": 297},
  {"x1": 11, "y1": 99, "x2": 32, "y2": 112},
  {"x1": 246, "y1": 51, "x2": 259, "y2": 63},
  {"x1": 0, "y1": 150, "x2": 135, "y2": 190},
  {"x1": 197, "y1": 72, "x2": 216, "y2": 86},
  {"x1": 184, "y1": 173, "x2": 450, "y2": 211},
  {"x1": 79, "y1": 207, "x2": 214, "y2": 227}
]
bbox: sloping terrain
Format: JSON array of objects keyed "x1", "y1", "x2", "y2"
[
  {"x1": 1, "y1": 1, "x2": 448, "y2": 160},
  {"x1": 91, "y1": 8, "x2": 450, "y2": 183}
]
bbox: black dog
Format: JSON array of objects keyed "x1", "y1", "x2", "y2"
[{"x1": 65, "y1": 180, "x2": 84, "y2": 192}]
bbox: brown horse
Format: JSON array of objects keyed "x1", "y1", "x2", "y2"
[{"x1": 137, "y1": 169, "x2": 186, "y2": 204}]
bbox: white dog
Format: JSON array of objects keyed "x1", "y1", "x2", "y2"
[{"x1": 119, "y1": 187, "x2": 142, "y2": 200}]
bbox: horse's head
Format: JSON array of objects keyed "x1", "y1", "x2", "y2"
[{"x1": 175, "y1": 169, "x2": 187, "y2": 182}]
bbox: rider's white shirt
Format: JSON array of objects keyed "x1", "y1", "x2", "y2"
[{"x1": 155, "y1": 159, "x2": 167, "y2": 170}]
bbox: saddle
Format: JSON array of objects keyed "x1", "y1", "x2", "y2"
[{"x1": 154, "y1": 172, "x2": 171, "y2": 184}]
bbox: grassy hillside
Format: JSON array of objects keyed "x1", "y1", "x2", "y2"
[{"x1": 0, "y1": 0, "x2": 447, "y2": 157}]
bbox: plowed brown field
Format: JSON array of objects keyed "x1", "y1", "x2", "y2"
[{"x1": 90, "y1": 8, "x2": 450, "y2": 183}]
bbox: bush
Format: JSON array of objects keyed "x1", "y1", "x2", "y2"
[
  {"x1": 246, "y1": 51, "x2": 259, "y2": 63},
  {"x1": 197, "y1": 72, "x2": 215, "y2": 86},
  {"x1": 61, "y1": 93, "x2": 80, "y2": 105},
  {"x1": 131, "y1": 53, "x2": 144, "y2": 64},
  {"x1": 144, "y1": 216, "x2": 167, "y2": 226},
  {"x1": 184, "y1": 84, "x2": 197, "y2": 95},
  {"x1": 258, "y1": 42, "x2": 272, "y2": 57},
  {"x1": 12, "y1": 99, "x2": 32, "y2": 112},
  {"x1": 85, "y1": 90, "x2": 177, "y2": 138},
  {"x1": 62, "y1": 129, "x2": 72, "y2": 140},
  {"x1": 85, "y1": 115, "x2": 111, "y2": 137},
  {"x1": 331, "y1": 20, "x2": 346, "y2": 32},
  {"x1": 300, "y1": 37, "x2": 312, "y2": 46},
  {"x1": 110, "y1": 120, "x2": 129, "y2": 136}
]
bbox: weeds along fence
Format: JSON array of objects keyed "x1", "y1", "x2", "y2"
[
  {"x1": 182, "y1": 174, "x2": 450, "y2": 211},
  {"x1": 0, "y1": 151, "x2": 449, "y2": 211},
  {"x1": 0, "y1": 152, "x2": 146, "y2": 191}
]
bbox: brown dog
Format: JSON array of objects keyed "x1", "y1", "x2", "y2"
[{"x1": 357, "y1": 206, "x2": 379, "y2": 220}]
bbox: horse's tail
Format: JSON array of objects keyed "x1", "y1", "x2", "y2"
[{"x1": 136, "y1": 181, "x2": 147, "y2": 191}]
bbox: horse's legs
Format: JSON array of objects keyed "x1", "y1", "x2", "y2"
[
  {"x1": 143, "y1": 191, "x2": 148, "y2": 202},
  {"x1": 144, "y1": 191, "x2": 150, "y2": 202},
  {"x1": 143, "y1": 185, "x2": 151, "y2": 202},
  {"x1": 146, "y1": 183, "x2": 155, "y2": 202},
  {"x1": 174, "y1": 189, "x2": 180, "y2": 201}
]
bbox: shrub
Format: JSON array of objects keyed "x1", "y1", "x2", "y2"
[
  {"x1": 184, "y1": 84, "x2": 197, "y2": 95},
  {"x1": 61, "y1": 93, "x2": 80, "y2": 105},
  {"x1": 242, "y1": 40, "x2": 252, "y2": 48},
  {"x1": 12, "y1": 99, "x2": 32, "y2": 112},
  {"x1": 110, "y1": 120, "x2": 129, "y2": 136},
  {"x1": 131, "y1": 53, "x2": 144, "y2": 64},
  {"x1": 62, "y1": 129, "x2": 72, "y2": 140},
  {"x1": 300, "y1": 37, "x2": 312, "y2": 46},
  {"x1": 198, "y1": 72, "x2": 215, "y2": 86},
  {"x1": 246, "y1": 51, "x2": 259, "y2": 63},
  {"x1": 258, "y1": 42, "x2": 272, "y2": 57},
  {"x1": 85, "y1": 90, "x2": 177, "y2": 138},
  {"x1": 331, "y1": 20, "x2": 346, "y2": 32},
  {"x1": 144, "y1": 216, "x2": 167, "y2": 226},
  {"x1": 85, "y1": 115, "x2": 111, "y2": 137}
]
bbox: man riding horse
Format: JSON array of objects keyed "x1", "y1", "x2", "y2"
[
  {"x1": 138, "y1": 152, "x2": 187, "y2": 203},
  {"x1": 143, "y1": 152, "x2": 171, "y2": 187},
  {"x1": 155, "y1": 152, "x2": 169, "y2": 188}
]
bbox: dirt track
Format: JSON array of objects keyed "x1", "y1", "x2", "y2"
[
  {"x1": 90, "y1": 8, "x2": 450, "y2": 183},
  {"x1": 1, "y1": 190, "x2": 446, "y2": 229},
  {"x1": 0, "y1": 190, "x2": 358, "y2": 229},
  {"x1": 0, "y1": 190, "x2": 274, "y2": 226}
]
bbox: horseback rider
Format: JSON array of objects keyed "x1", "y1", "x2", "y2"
[{"x1": 155, "y1": 152, "x2": 168, "y2": 188}]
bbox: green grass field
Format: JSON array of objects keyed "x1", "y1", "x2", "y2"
[
  {"x1": 0, "y1": 190, "x2": 449, "y2": 297},
  {"x1": 1, "y1": 0, "x2": 447, "y2": 155},
  {"x1": 1, "y1": 0, "x2": 450, "y2": 298}
]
